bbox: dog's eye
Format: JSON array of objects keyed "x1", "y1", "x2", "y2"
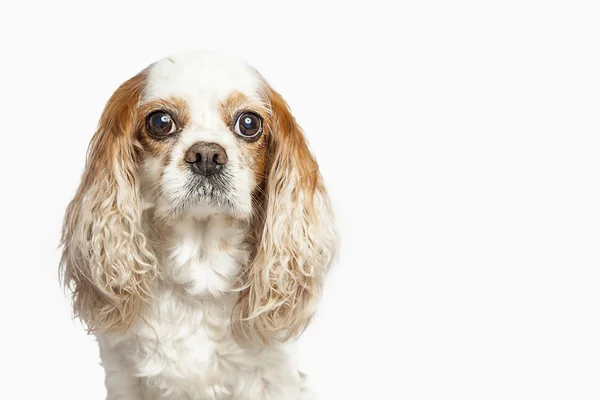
[
  {"x1": 147, "y1": 111, "x2": 177, "y2": 137},
  {"x1": 234, "y1": 112, "x2": 262, "y2": 139}
]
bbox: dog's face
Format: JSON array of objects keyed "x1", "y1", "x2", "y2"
[
  {"x1": 138, "y1": 53, "x2": 271, "y2": 219},
  {"x1": 61, "y1": 51, "x2": 338, "y2": 344}
]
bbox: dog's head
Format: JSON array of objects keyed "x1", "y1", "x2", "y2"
[{"x1": 61, "y1": 50, "x2": 337, "y2": 343}]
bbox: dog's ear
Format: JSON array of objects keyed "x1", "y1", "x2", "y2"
[
  {"x1": 234, "y1": 85, "x2": 338, "y2": 344},
  {"x1": 60, "y1": 70, "x2": 157, "y2": 333}
]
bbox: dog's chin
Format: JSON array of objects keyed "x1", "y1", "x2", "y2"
[{"x1": 154, "y1": 192, "x2": 251, "y2": 222}]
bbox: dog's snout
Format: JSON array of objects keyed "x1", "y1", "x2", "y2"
[{"x1": 184, "y1": 142, "x2": 228, "y2": 176}]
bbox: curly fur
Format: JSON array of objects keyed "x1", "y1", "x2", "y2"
[{"x1": 233, "y1": 87, "x2": 338, "y2": 344}]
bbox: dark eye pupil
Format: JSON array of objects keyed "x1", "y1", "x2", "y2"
[{"x1": 243, "y1": 117, "x2": 254, "y2": 129}]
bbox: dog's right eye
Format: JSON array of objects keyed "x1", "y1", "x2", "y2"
[{"x1": 146, "y1": 111, "x2": 177, "y2": 137}]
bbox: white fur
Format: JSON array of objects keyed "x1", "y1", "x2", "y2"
[{"x1": 98, "y1": 216, "x2": 312, "y2": 400}]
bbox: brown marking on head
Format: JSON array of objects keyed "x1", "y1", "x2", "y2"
[
  {"x1": 219, "y1": 90, "x2": 250, "y2": 124},
  {"x1": 219, "y1": 91, "x2": 271, "y2": 190}
]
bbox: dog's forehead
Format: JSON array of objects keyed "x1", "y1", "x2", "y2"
[{"x1": 143, "y1": 51, "x2": 263, "y2": 109}]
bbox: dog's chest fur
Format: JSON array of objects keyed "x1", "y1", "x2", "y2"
[{"x1": 98, "y1": 216, "x2": 304, "y2": 400}]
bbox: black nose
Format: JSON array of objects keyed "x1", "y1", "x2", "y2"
[{"x1": 184, "y1": 142, "x2": 228, "y2": 176}]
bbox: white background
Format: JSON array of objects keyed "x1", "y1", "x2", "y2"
[{"x1": 1, "y1": 1, "x2": 599, "y2": 399}]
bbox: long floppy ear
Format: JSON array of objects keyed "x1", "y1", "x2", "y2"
[
  {"x1": 234, "y1": 86, "x2": 339, "y2": 344},
  {"x1": 60, "y1": 70, "x2": 157, "y2": 334}
]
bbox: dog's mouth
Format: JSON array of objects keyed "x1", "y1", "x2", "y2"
[{"x1": 161, "y1": 173, "x2": 238, "y2": 218}]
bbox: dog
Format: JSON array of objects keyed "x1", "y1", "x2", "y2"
[{"x1": 60, "y1": 50, "x2": 338, "y2": 399}]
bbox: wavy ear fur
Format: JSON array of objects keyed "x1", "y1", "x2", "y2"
[
  {"x1": 234, "y1": 86, "x2": 338, "y2": 344},
  {"x1": 60, "y1": 70, "x2": 157, "y2": 333}
]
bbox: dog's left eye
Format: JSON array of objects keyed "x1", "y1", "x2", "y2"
[
  {"x1": 146, "y1": 111, "x2": 177, "y2": 137},
  {"x1": 234, "y1": 112, "x2": 262, "y2": 139}
]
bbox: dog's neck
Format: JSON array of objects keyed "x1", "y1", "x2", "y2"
[{"x1": 149, "y1": 214, "x2": 251, "y2": 298}]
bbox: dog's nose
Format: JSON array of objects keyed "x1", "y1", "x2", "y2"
[{"x1": 184, "y1": 142, "x2": 228, "y2": 176}]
